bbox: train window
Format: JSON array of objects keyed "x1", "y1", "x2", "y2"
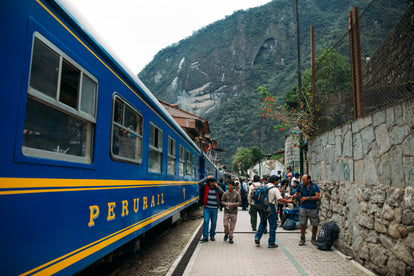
[
  {"x1": 186, "y1": 151, "x2": 192, "y2": 175},
  {"x1": 179, "y1": 145, "x2": 185, "y2": 176},
  {"x1": 193, "y1": 155, "x2": 197, "y2": 178},
  {"x1": 148, "y1": 123, "x2": 163, "y2": 173},
  {"x1": 111, "y1": 96, "x2": 143, "y2": 164},
  {"x1": 22, "y1": 34, "x2": 98, "y2": 164},
  {"x1": 167, "y1": 137, "x2": 176, "y2": 175}
]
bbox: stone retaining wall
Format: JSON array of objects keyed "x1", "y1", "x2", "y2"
[{"x1": 308, "y1": 98, "x2": 414, "y2": 275}]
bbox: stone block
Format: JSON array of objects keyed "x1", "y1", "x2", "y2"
[
  {"x1": 397, "y1": 225, "x2": 409, "y2": 238},
  {"x1": 360, "y1": 228, "x2": 379, "y2": 243},
  {"x1": 386, "y1": 105, "x2": 395, "y2": 128},
  {"x1": 403, "y1": 187, "x2": 414, "y2": 209},
  {"x1": 359, "y1": 241, "x2": 370, "y2": 260},
  {"x1": 357, "y1": 213, "x2": 374, "y2": 229},
  {"x1": 328, "y1": 131, "x2": 335, "y2": 145},
  {"x1": 343, "y1": 131, "x2": 353, "y2": 157},
  {"x1": 390, "y1": 147, "x2": 404, "y2": 188},
  {"x1": 387, "y1": 187, "x2": 404, "y2": 207},
  {"x1": 403, "y1": 157, "x2": 414, "y2": 188},
  {"x1": 353, "y1": 133, "x2": 364, "y2": 160},
  {"x1": 389, "y1": 223, "x2": 402, "y2": 238},
  {"x1": 370, "y1": 243, "x2": 389, "y2": 266},
  {"x1": 407, "y1": 232, "x2": 414, "y2": 250},
  {"x1": 354, "y1": 160, "x2": 365, "y2": 184},
  {"x1": 364, "y1": 153, "x2": 378, "y2": 185},
  {"x1": 375, "y1": 218, "x2": 389, "y2": 234},
  {"x1": 379, "y1": 233, "x2": 394, "y2": 249},
  {"x1": 393, "y1": 241, "x2": 414, "y2": 267},
  {"x1": 379, "y1": 153, "x2": 391, "y2": 185},
  {"x1": 394, "y1": 103, "x2": 403, "y2": 125},
  {"x1": 324, "y1": 144, "x2": 335, "y2": 164},
  {"x1": 387, "y1": 256, "x2": 407, "y2": 276},
  {"x1": 402, "y1": 98, "x2": 414, "y2": 127},
  {"x1": 375, "y1": 123, "x2": 391, "y2": 155},
  {"x1": 352, "y1": 120, "x2": 359, "y2": 134},
  {"x1": 335, "y1": 127, "x2": 342, "y2": 137},
  {"x1": 382, "y1": 204, "x2": 394, "y2": 221},
  {"x1": 395, "y1": 208, "x2": 402, "y2": 224},
  {"x1": 373, "y1": 109, "x2": 386, "y2": 127},
  {"x1": 390, "y1": 125, "x2": 408, "y2": 146},
  {"x1": 335, "y1": 135, "x2": 341, "y2": 157},
  {"x1": 361, "y1": 125, "x2": 375, "y2": 156},
  {"x1": 358, "y1": 115, "x2": 372, "y2": 130},
  {"x1": 371, "y1": 186, "x2": 387, "y2": 204},
  {"x1": 403, "y1": 134, "x2": 414, "y2": 157},
  {"x1": 402, "y1": 209, "x2": 414, "y2": 225}
]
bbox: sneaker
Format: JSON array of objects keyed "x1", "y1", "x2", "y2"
[
  {"x1": 210, "y1": 237, "x2": 215, "y2": 241},
  {"x1": 268, "y1": 243, "x2": 278, "y2": 248},
  {"x1": 200, "y1": 238, "x2": 208, "y2": 243},
  {"x1": 229, "y1": 239, "x2": 234, "y2": 244},
  {"x1": 224, "y1": 234, "x2": 228, "y2": 241},
  {"x1": 299, "y1": 238, "x2": 305, "y2": 246},
  {"x1": 252, "y1": 227, "x2": 257, "y2": 231},
  {"x1": 311, "y1": 237, "x2": 317, "y2": 246},
  {"x1": 255, "y1": 238, "x2": 260, "y2": 245}
]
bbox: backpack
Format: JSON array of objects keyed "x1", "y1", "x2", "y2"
[
  {"x1": 253, "y1": 185, "x2": 276, "y2": 210},
  {"x1": 282, "y1": 218, "x2": 296, "y2": 230},
  {"x1": 316, "y1": 221, "x2": 340, "y2": 251}
]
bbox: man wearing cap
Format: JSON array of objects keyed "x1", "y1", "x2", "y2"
[
  {"x1": 255, "y1": 175, "x2": 293, "y2": 248},
  {"x1": 199, "y1": 175, "x2": 224, "y2": 242}
]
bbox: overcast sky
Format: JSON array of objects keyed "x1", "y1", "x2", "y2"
[{"x1": 60, "y1": 0, "x2": 272, "y2": 74}]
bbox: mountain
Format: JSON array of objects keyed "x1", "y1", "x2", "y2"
[{"x1": 138, "y1": 0, "x2": 408, "y2": 168}]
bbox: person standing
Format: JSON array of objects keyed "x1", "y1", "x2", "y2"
[
  {"x1": 248, "y1": 175, "x2": 262, "y2": 231},
  {"x1": 240, "y1": 179, "x2": 249, "y2": 210},
  {"x1": 221, "y1": 180, "x2": 242, "y2": 244},
  {"x1": 254, "y1": 175, "x2": 293, "y2": 248},
  {"x1": 199, "y1": 176, "x2": 224, "y2": 242},
  {"x1": 277, "y1": 178, "x2": 289, "y2": 222},
  {"x1": 294, "y1": 174, "x2": 320, "y2": 246}
]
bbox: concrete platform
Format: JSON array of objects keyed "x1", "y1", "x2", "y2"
[{"x1": 170, "y1": 208, "x2": 376, "y2": 276}]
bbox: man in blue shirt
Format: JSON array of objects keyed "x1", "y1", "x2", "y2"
[{"x1": 294, "y1": 174, "x2": 320, "y2": 246}]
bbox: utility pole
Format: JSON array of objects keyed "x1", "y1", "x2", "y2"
[
  {"x1": 295, "y1": 0, "x2": 304, "y2": 176},
  {"x1": 258, "y1": 126, "x2": 261, "y2": 177}
]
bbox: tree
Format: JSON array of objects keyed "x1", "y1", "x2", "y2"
[
  {"x1": 231, "y1": 146, "x2": 263, "y2": 176},
  {"x1": 255, "y1": 47, "x2": 351, "y2": 140}
]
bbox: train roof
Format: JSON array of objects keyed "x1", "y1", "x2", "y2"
[{"x1": 53, "y1": 0, "x2": 202, "y2": 154}]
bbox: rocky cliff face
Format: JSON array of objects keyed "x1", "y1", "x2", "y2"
[
  {"x1": 139, "y1": 0, "x2": 298, "y2": 116},
  {"x1": 138, "y1": 0, "x2": 409, "y2": 167}
]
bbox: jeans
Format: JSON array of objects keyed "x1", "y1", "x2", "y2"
[
  {"x1": 255, "y1": 204, "x2": 277, "y2": 245},
  {"x1": 203, "y1": 207, "x2": 218, "y2": 239}
]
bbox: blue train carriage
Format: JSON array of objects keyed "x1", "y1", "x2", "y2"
[
  {"x1": 0, "y1": 0, "x2": 202, "y2": 275},
  {"x1": 200, "y1": 154, "x2": 219, "y2": 181}
]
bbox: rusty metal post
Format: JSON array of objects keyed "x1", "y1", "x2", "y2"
[
  {"x1": 348, "y1": 11, "x2": 357, "y2": 119},
  {"x1": 351, "y1": 7, "x2": 364, "y2": 118}
]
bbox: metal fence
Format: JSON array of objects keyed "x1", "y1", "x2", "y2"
[{"x1": 312, "y1": 1, "x2": 413, "y2": 134}]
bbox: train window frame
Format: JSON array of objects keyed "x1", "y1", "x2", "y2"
[
  {"x1": 167, "y1": 136, "x2": 176, "y2": 175},
  {"x1": 110, "y1": 94, "x2": 143, "y2": 165},
  {"x1": 193, "y1": 155, "x2": 197, "y2": 178},
  {"x1": 22, "y1": 33, "x2": 98, "y2": 164},
  {"x1": 179, "y1": 145, "x2": 185, "y2": 176},
  {"x1": 148, "y1": 122, "x2": 163, "y2": 174},
  {"x1": 186, "y1": 150, "x2": 192, "y2": 176}
]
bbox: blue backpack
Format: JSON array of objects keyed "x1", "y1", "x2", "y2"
[
  {"x1": 253, "y1": 186, "x2": 276, "y2": 210},
  {"x1": 282, "y1": 218, "x2": 296, "y2": 230}
]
